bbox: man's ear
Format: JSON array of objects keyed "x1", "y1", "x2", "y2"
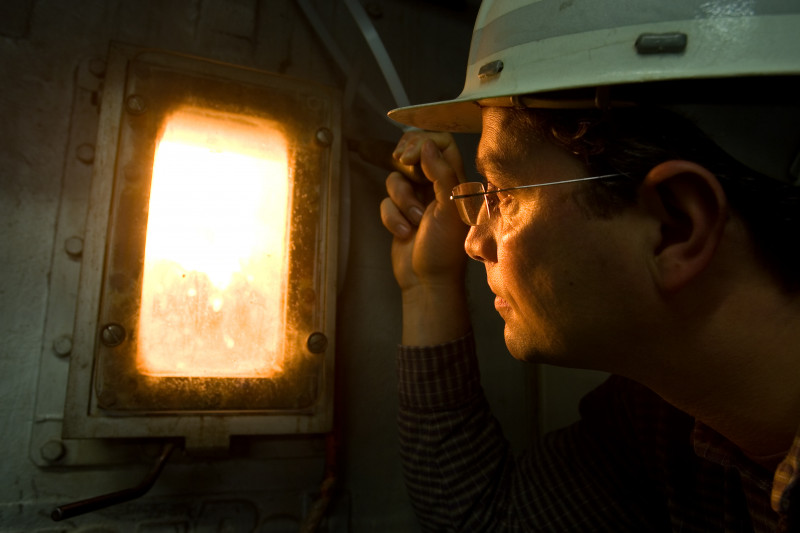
[{"x1": 640, "y1": 160, "x2": 729, "y2": 293}]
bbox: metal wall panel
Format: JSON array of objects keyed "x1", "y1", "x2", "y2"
[{"x1": 0, "y1": 1, "x2": 549, "y2": 531}]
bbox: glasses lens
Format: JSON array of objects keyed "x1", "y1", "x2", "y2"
[{"x1": 452, "y1": 182, "x2": 488, "y2": 226}]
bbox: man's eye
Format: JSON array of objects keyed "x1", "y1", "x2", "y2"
[
  {"x1": 484, "y1": 183, "x2": 498, "y2": 209},
  {"x1": 486, "y1": 191, "x2": 514, "y2": 215}
]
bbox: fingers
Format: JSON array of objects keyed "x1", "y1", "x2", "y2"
[
  {"x1": 381, "y1": 171, "x2": 426, "y2": 239},
  {"x1": 381, "y1": 130, "x2": 467, "y2": 243},
  {"x1": 380, "y1": 197, "x2": 413, "y2": 240},
  {"x1": 392, "y1": 131, "x2": 465, "y2": 184},
  {"x1": 393, "y1": 130, "x2": 454, "y2": 163},
  {"x1": 419, "y1": 139, "x2": 461, "y2": 206}
]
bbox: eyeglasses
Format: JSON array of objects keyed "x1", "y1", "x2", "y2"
[{"x1": 449, "y1": 173, "x2": 624, "y2": 226}]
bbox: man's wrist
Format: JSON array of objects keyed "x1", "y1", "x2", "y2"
[{"x1": 401, "y1": 282, "x2": 471, "y2": 346}]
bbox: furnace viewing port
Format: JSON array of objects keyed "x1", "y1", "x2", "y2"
[
  {"x1": 62, "y1": 44, "x2": 341, "y2": 449},
  {"x1": 139, "y1": 107, "x2": 290, "y2": 380}
]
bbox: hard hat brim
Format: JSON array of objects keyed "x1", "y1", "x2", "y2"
[
  {"x1": 388, "y1": 6, "x2": 800, "y2": 134},
  {"x1": 388, "y1": 98, "x2": 483, "y2": 134}
]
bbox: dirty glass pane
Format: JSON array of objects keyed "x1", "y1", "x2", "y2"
[
  {"x1": 138, "y1": 107, "x2": 290, "y2": 378},
  {"x1": 87, "y1": 48, "x2": 339, "y2": 414}
]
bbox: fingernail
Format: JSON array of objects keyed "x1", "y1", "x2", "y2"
[
  {"x1": 393, "y1": 140, "x2": 406, "y2": 158},
  {"x1": 409, "y1": 206, "x2": 424, "y2": 225},
  {"x1": 422, "y1": 140, "x2": 440, "y2": 158},
  {"x1": 396, "y1": 223, "x2": 411, "y2": 238}
]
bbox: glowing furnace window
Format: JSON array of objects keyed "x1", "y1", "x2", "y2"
[{"x1": 138, "y1": 108, "x2": 290, "y2": 378}]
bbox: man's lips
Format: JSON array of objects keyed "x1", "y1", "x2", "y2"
[
  {"x1": 494, "y1": 295, "x2": 509, "y2": 312},
  {"x1": 488, "y1": 279, "x2": 508, "y2": 313}
]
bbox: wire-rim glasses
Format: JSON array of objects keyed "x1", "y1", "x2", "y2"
[{"x1": 449, "y1": 174, "x2": 624, "y2": 226}]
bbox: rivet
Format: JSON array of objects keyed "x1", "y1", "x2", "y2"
[
  {"x1": 64, "y1": 236, "x2": 84, "y2": 257},
  {"x1": 635, "y1": 32, "x2": 688, "y2": 55},
  {"x1": 125, "y1": 94, "x2": 147, "y2": 115},
  {"x1": 100, "y1": 323, "x2": 126, "y2": 347},
  {"x1": 40, "y1": 440, "x2": 66, "y2": 463},
  {"x1": 88, "y1": 57, "x2": 106, "y2": 78},
  {"x1": 307, "y1": 332, "x2": 328, "y2": 354},
  {"x1": 76, "y1": 143, "x2": 95, "y2": 164},
  {"x1": 315, "y1": 127, "x2": 333, "y2": 147},
  {"x1": 478, "y1": 59, "x2": 504, "y2": 81},
  {"x1": 52, "y1": 335, "x2": 73, "y2": 357}
]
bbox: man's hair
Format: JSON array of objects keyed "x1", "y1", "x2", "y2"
[{"x1": 506, "y1": 106, "x2": 800, "y2": 290}]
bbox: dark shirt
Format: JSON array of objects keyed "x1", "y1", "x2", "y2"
[{"x1": 397, "y1": 333, "x2": 799, "y2": 532}]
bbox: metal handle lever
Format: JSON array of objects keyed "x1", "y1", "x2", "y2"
[{"x1": 51, "y1": 441, "x2": 177, "y2": 521}]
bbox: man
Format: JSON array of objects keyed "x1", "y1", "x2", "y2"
[{"x1": 380, "y1": 0, "x2": 800, "y2": 531}]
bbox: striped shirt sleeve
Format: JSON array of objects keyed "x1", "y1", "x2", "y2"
[{"x1": 396, "y1": 333, "x2": 666, "y2": 532}]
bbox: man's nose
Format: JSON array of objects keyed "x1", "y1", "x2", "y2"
[{"x1": 465, "y1": 223, "x2": 496, "y2": 263}]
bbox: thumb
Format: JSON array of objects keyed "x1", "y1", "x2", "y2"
[{"x1": 420, "y1": 140, "x2": 461, "y2": 207}]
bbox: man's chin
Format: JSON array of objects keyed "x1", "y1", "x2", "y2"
[
  {"x1": 503, "y1": 328, "x2": 539, "y2": 363},
  {"x1": 503, "y1": 326, "x2": 565, "y2": 365}
]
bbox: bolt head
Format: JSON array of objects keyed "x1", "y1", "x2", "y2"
[
  {"x1": 88, "y1": 57, "x2": 106, "y2": 78},
  {"x1": 41, "y1": 440, "x2": 66, "y2": 462},
  {"x1": 307, "y1": 332, "x2": 328, "y2": 354},
  {"x1": 76, "y1": 143, "x2": 95, "y2": 164},
  {"x1": 52, "y1": 335, "x2": 73, "y2": 357},
  {"x1": 64, "y1": 236, "x2": 84, "y2": 257},
  {"x1": 315, "y1": 127, "x2": 333, "y2": 147},
  {"x1": 100, "y1": 323, "x2": 126, "y2": 347},
  {"x1": 125, "y1": 94, "x2": 147, "y2": 115}
]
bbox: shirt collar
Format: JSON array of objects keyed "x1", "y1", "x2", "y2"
[
  {"x1": 772, "y1": 431, "x2": 800, "y2": 514},
  {"x1": 691, "y1": 421, "x2": 780, "y2": 491},
  {"x1": 691, "y1": 419, "x2": 800, "y2": 521}
]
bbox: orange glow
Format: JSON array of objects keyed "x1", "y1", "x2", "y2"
[{"x1": 137, "y1": 107, "x2": 290, "y2": 377}]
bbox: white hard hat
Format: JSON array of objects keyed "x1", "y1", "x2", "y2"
[{"x1": 388, "y1": 0, "x2": 800, "y2": 134}]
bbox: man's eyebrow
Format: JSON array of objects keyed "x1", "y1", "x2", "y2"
[
  {"x1": 475, "y1": 150, "x2": 508, "y2": 182},
  {"x1": 474, "y1": 154, "x2": 487, "y2": 178}
]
